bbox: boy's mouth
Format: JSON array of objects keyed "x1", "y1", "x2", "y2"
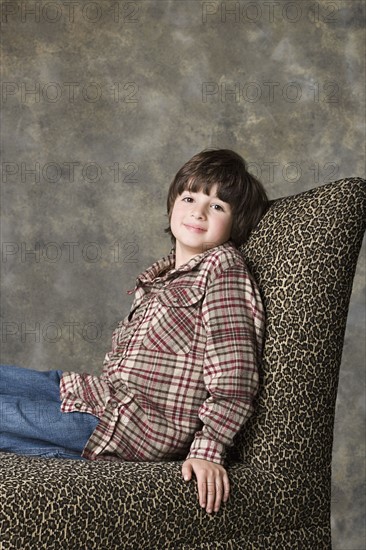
[{"x1": 184, "y1": 224, "x2": 206, "y2": 233}]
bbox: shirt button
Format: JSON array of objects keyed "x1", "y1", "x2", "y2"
[
  {"x1": 110, "y1": 400, "x2": 119, "y2": 409},
  {"x1": 74, "y1": 402, "x2": 82, "y2": 409}
]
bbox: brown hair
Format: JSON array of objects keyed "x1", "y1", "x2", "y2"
[{"x1": 165, "y1": 148, "x2": 268, "y2": 246}]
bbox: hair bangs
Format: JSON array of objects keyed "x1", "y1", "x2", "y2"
[{"x1": 181, "y1": 173, "x2": 239, "y2": 205}]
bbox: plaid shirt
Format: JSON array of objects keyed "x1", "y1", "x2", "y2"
[{"x1": 60, "y1": 241, "x2": 265, "y2": 464}]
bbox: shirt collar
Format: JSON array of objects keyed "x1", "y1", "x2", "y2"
[
  {"x1": 135, "y1": 240, "x2": 235, "y2": 287},
  {"x1": 136, "y1": 250, "x2": 176, "y2": 285}
]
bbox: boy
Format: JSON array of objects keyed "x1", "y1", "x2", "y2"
[{"x1": 0, "y1": 149, "x2": 268, "y2": 514}]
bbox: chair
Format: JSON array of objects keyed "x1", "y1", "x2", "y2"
[{"x1": 1, "y1": 177, "x2": 365, "y2": 549}]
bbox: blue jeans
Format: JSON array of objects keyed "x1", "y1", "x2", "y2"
[{"x1": 0, "y1": 365, "x2": 99, "y2": 459}]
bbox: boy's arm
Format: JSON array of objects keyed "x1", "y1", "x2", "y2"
[{"x1": 182, "y1": 262, "x2": 264, "y2": 509}]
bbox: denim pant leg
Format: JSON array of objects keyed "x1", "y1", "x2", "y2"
[
  {"x1": 0, "y1": 365, "x2": 99, "y2": 459},
  {"x1": 1, "y1": 364, "x2": 63, "y2": 399}
]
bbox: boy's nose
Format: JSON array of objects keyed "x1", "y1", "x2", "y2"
[
  {"x1": 191, "y1": 206, "x2": 206, "y2": 219},
  {"x1": 191, "y1": 210, "x2": 205, "y2": 219}
]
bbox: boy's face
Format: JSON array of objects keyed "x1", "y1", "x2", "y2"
[{"x1": 170, "y1": 185, "x2": 233, "y2": 266}]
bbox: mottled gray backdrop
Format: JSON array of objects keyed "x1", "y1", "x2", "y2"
[{"x1": 1, "y1": 0, "x2": 365, "y2": 547}]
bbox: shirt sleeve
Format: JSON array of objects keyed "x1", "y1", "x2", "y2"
[{"x1": 185, "y1": 262, "x2": 265, "y2": 465}]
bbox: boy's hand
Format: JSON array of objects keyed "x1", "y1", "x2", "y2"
[{"x1": 182, "y1": 458, "x2": 230, "y2": 514}]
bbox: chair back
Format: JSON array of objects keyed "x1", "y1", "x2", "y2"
[{"x1": 234, "y1": 178, "x2": 366, "y2": 475}]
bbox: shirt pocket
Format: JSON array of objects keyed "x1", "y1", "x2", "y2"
[{"x1": 142, "y1": 286, "x2": 204, "y2": 354}]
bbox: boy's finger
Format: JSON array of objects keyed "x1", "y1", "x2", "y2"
[
  {"x1": 198, "y1": 476, "x2": 208, "y2": 508},
  {"x1": 223, "y1": 473, "x2": 230, "y2": 502},
  {"x1": 213, "y1": 479, "x2": 223, "y2": 512},
  {"x1": 205, "y1": 478, "x2": 216, "y2": 513},
  {"x1": 182, "y1": 462, "x2": 192, "y2": 481}
]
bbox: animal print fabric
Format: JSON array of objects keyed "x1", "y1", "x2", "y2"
[{"x1": 1, "y1": 178, "x2": 365, "y2": 549}]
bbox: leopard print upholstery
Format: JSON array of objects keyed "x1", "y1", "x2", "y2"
[{"x1": 1, "y1": 177, "x2": 365, "y2": 550}]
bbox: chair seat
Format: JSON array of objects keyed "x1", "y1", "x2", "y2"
[{"x1": 0, "y1": 452, "x2": 331, "y2": 549}]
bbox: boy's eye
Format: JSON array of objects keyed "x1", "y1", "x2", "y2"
[
  {"x1": 182, "y1": 196, "x2": 193, "y2": 203},
  {"x1": 211, "y1": 204, "x2": 224, "y2": 211}
]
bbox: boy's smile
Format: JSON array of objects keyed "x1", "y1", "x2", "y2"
[
  {"x1": 170, "y1": 185, "x2": 233, "y2": 267},
  {"x1": 183, "y1": 223, "x2": 206, "y2": 233}
]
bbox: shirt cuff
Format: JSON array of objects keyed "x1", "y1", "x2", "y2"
[{"x1": 185, "y1": 435, "x2": 225, "y2": 465}]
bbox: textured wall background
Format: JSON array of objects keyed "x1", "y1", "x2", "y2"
[{"x1": 1, "y1": 0, "x2": 365, "y2": 547}]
